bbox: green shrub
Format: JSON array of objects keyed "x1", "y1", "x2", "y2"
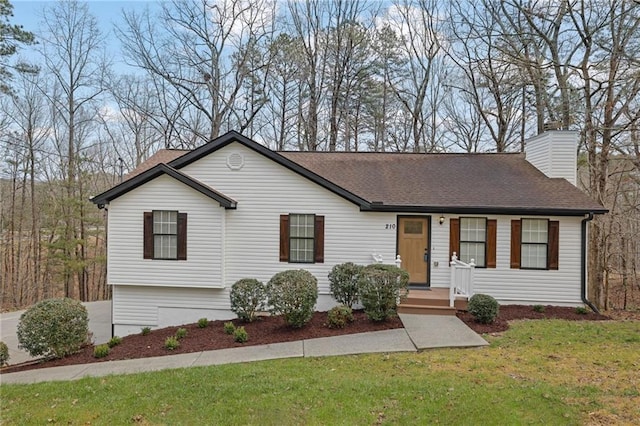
[
  {"x1": 141, "y1": 327, "x2": 151, "y2": 336},
  {"x1": 16, "y1": 298, "x2": 90, "y2": 359},
  {"x1": 233, "y1": 326, "x2": 248, "y2": 343},
  {"x1": 230, "y1": 278, "x2": 267, "y2": 322},
  {"x1": 468, "y1": 294, "x2": 500, "y2": 324},
  {"x1": 326, "y1": 305, "x2": 354, "y2": 329},
  {"x1": 328, "y1": 262, "x2": 363, "y2": 308},
  {"x1": 357, "y1": 264, "x2": 409, "y2": 321},
  {"x1": 164, "y1": 336, "x2": 180, "y2": 350},
  {"x1": 107, "y1": 336, "x2": 123, "y2": 348},
  {"x1": 175, "y1": 328, "x2": 188, "y2": 339},
  {"x1": 0, "y1": 341, "x2": 9, "y2": 366},
  {"x1": 533, "y1": 305, "x2": 545, "y2": 313},
  {"x1": 93, "y1": 344, "x2": 110, "y2": 358},
  {"x1": 197, "y1": 318, "x2": 209, "y2": 328},
  {"x1": 267, "y1": 269, "x2": 318, "y2": 328},
  {"x1": 223, "y1": 322, "x2": 236, "y2": 335},
  {"x1": 575, "y1": 306, "x2": 588, "y2": 315}
]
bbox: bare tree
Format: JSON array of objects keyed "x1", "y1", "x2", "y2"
[
  {"x1": 38, "y1": 0, "x2": 107, "y2": 300},
  {"x1": 118, "y1": 0, "x2": 275, "y2": 145}
]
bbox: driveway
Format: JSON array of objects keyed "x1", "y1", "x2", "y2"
[{"x1": 1, "y1": 300, "x2": 112, "y2": 365}]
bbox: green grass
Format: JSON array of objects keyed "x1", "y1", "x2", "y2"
[{"x1": 2, "y1": 320, "x2": 639, "y2": 425}]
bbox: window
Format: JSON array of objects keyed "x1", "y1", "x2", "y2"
[
  {"x1": 521, "y1": 219, "x2": 548, "y2": 269},
  {"x1": 460, "y1": 217, "x2": 487, "y2": 267},
  {"x1": 143, "y1": 211, "x2": 187, "y2": 260},
  {"x1": 280, "y1": 214, "x2": 324, "y2": 263},
  {"x1": 510, "y1": 219, "x2": 559, "y2": 270},
  {"x1": 450, "y1": 217, "x2": 496, "y2": 268}
]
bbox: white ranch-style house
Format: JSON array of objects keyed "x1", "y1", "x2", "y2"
[{"x1": 91, "y1": 130, "x2": 606, "y2": 336}]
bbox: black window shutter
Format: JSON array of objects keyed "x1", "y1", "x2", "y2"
[
  {"x1": 548, "y1": 221, "x2": 559, "y2": 270},
  {"x1": 510, "y1": 220, "x2": 521, "y2": 269},
  {"x1": 177, "y1": 213, "x2": 187, "y2": 260},
  {"x1": 279, "y1": 215, "x2": 289, "y2": 262},
  {"x1": 487, "y1": 219, "x2": 497, "y2": 268},
  {"x1": 449, "y1": 218, "x2": 460, "y2": 264},
  {"x1": 143, "y1": 212, "x2": 153, "y2": 259},
  {"x1": 314, "y1": 216, "x2": 324, "y2": 263}
]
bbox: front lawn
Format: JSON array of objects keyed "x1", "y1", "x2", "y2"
[{"x1": 2, "y1": 319, "x2": 638, "y2": 425}]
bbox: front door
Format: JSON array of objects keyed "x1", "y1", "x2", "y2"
[{"x1": 398, "y1": 216, "x2": 430, "y2": 286}]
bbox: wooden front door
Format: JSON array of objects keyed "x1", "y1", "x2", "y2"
[{"x1": 398, "y1": 216, "x2": 430, "y2": 286}]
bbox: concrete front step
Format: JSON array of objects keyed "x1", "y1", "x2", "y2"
[{"x1": 397, "y1": 304, "x2": 457, "y2": 316}]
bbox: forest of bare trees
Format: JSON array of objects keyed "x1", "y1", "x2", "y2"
[{"x1": 1, "y1": 0, "x2": 639, "y2": 311}]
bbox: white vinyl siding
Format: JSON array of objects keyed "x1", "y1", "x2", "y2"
[
  {"x1": 182, "y1": 143, "x2": 398, "y2": 296},
  {"x1": 431, "y1": 215, "x2": 583, "y2": 305},
  {"x1": 107, "y1": 175, "x2": 225, "y2": 288},
  {"x1": 524, "y1": 131, "x2": 577, "y2": 185}
]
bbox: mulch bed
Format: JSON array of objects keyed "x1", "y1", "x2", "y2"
[
  {"x1": 457, "y1": 304, "x2": 610, "y2": 334},
  {"x1": 1, "y1": 305, "x2": 611, "y2": 375}
]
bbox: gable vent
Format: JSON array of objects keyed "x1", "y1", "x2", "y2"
[{"x1": 226, "y1": 152, "x2": 244, "y2": 170}]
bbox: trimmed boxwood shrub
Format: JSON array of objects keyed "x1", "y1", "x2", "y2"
[
  {"x1": 267, "y1": 269, "x2": 318, "y2": 328},
  {"x1": 326, "y1": 305, "x2": 354, "y2": 329},
  {"x1": 17, "y1": 298, "x2": 90, "y2": 359},
  {"x1": 328, "y1": 262, "x2": 363, "y2": 308},
  {"x1": 358, "y1": 264, "x2": 409, "y2": 321},
  {"x1": 230, "y1": 278, "x2": 267, "y2": 322},
  {"x1": 0, "y1": 341, "x2": 9, "y2": 366},
  {"x1": 468, "y1": 294, "x2": 500, "y2": 324}
]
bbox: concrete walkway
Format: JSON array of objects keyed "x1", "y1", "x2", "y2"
[{"x1": 1, "y1": 309, "x2": 487, "y2": 385}]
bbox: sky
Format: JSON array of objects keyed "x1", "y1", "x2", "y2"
[{"x1": 11, "y1": 1, "x2": 160, "y2": 72}]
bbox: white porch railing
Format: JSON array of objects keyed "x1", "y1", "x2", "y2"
[{"x1": 449, "y1": 252, "x2": 475, "y2": 307}]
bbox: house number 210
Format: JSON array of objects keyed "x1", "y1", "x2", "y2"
[{"x1": 385, "y1": 224, "x2": 396, "y2": 230}]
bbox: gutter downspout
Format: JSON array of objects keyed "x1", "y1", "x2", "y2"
[{"x1": 581, "y1": 213, "x2": 599, "y2": 314}]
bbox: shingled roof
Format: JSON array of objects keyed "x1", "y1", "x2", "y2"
[
  {"x1": 96, "y1": 131, "x2": 606, "y2": 215},
  {"x1": 280, "y1": 152, "x2": 606, "y2": 215}
]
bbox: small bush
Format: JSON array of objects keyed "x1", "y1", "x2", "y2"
[
  {"x1": 358, "y1": 264, "x2": 409, "y2": 321},
  {"x1": 575, "y1": 306, "x2": 588, "y2": 315},
  {"x1": 94, "y1": 344, "x2": 110, "y2": 358},
  {"x1": 468, "y1": 294, "x2": 500, "y2": 324},
  {"x1": 267, "y1": 270, "x2": 318, "y2": 328},
  {"x1": 223, "y1": 322, "x2": 236, "y2": 335},
  {"x1": 197, "y1": 318, "x2": 209, "y2": 328},
  {"x1": 233, "y1": 326, "x2": 248, "y2": 343},
  {"x1": 0, "y1": 341, "x2": 9, "y2": 366},
  {"x1": 141, "y1": 327, "x2": 151, "y2": 336},
  {"x1": 326, "y1": 305, "x2": 354, "y2": 329},
  {"x1": 230, "y1": 278, "x2": 267, "y2": 322},
  {"x1": 175, "y1": 328, "x2": 188, "y2": 339},
  {"x1": 533, "y1": 305, "x2": 545, "y2": 313},
  {"x1": 328, "y1": 262, "x2": 364, "y2": 308},
  {"x1": 164, "y1": 336, "x2": 180, "y2": 350},
  {"x1": 108, "y1": 336, "x2": 123, "y2": 348},
  {"x1": 17, "y1": 298, "x2": 90, "y2": 359}
]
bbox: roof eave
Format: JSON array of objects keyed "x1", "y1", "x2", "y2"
[
  {"x1": 361, "y1": 204, "x2": 608, "y2": 216},
  {"x1": 90, "y1": 164, "x2": 237, "y2": 209},
  {"x1": 169, "y1": 131, "x2": 370, "y2": 208}
]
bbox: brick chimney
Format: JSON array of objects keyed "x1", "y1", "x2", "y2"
[{"x1": 524, "y1": 130, "x2": 578, "y2": 186}]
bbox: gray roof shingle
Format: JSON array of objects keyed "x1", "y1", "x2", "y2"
[{"x1": 280, "y1": 151, "x2": 606, "y2": 214}]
